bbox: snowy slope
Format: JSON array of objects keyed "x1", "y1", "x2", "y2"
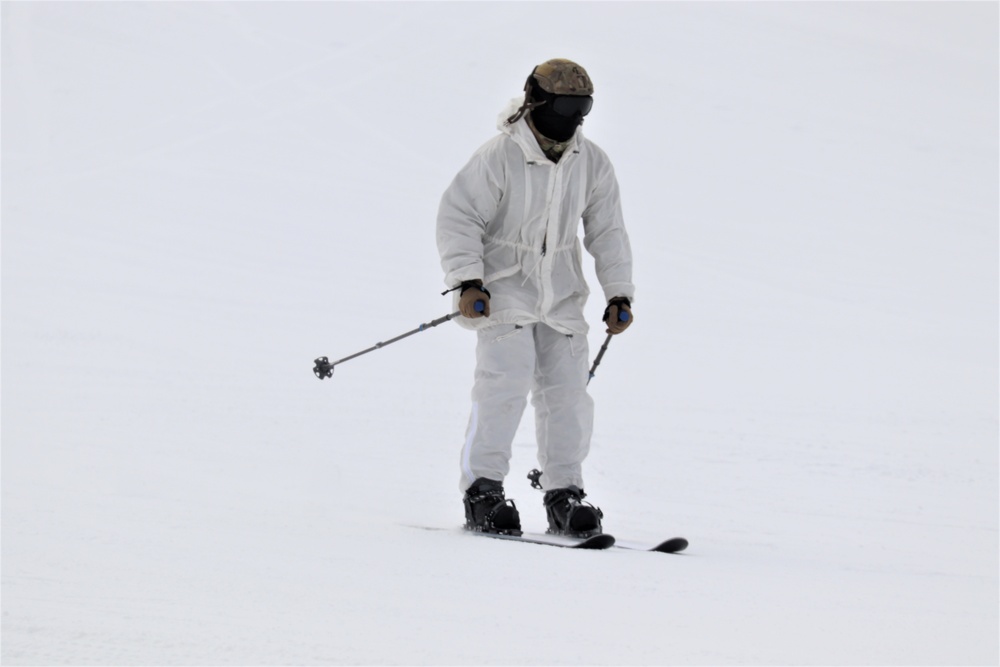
[{"x1": 2, "y1": 2, "x2": 997, "y2": 665}]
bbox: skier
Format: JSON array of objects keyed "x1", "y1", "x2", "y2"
[{"x1": 436, "y1": 58, "x2": 634, "y2": 537}]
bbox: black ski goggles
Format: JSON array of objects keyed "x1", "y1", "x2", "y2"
[{"x1": 550, "y1": 94, "x2": 594, "y2": 118}]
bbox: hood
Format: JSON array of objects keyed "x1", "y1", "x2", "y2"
[
  {"x1": 496, "y1": 95, "x2": 583, "y2": 159},
  {"x1": 497, "y1": 95, "x2": 527, "y2": 133}
]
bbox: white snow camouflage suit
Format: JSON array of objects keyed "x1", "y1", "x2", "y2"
[{"x1": 437, "y1": 97, "x2": 634, "y2": 492}]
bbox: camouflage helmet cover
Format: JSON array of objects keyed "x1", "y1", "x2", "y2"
[{"x1": 531, "y1": 58, "x2": 594, "y2": 96}]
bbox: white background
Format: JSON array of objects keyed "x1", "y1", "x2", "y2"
[{"x1": 2, "y1": 2, "x2": 997, "y2": 664}]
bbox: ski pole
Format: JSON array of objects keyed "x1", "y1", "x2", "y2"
[
  {"x1": 312, "y1": 301, "x2": 484, "y2": 380},
  {"x1": 587, "y1": 310, "x2": 629, "y2": 384}
]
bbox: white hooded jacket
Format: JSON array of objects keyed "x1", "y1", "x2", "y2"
[{"x1": 437, "y1": 97, "x2": 634, "y2": 335}]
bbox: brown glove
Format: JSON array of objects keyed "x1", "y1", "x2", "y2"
[
  {"x1": 603, "y1": 297, "x2": 632, "y2": 334},
  {"x1": 458, "y1": 280, "x2": 491, "y2": 318}
]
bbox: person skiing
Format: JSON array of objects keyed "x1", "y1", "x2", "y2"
[{"x1": 436, "y1": 58, "x2": 634, "y2": 537}]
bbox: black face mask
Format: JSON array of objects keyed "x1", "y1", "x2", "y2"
[
  {"x1": 531, "y1": 104, "x2": 583, "y2": 142},
  {"x1": 528, "y1": 84, "x2": 593, "y2": 142}
]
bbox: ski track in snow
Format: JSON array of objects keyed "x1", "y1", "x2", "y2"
[{"x1": 2, "y1": 2, "x2": 997, "y2": 665}]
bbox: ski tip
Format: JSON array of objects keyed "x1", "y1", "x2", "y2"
[{"x1": 652, "y1": 537, "x2": 688, "y2": 553}]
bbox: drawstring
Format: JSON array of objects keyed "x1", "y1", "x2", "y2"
[
  {"x1": 505, "y1": 98, "x2": 546, "y2": 126},
  {"x1": 520, "y1": 253, "x2": 544, "y2": 287},
  {"x1": 494, "y1": 325, "x2": 523, "y2": 343},
  {"x1": 505, "y1": 70, "x2": 547, "y2": 126}
]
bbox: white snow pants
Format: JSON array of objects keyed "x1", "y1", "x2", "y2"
[{"x1": 459, "y1": 322, "x2": 594, "y2": 492}]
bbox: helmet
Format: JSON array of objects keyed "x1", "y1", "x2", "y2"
[
  {"x1": 531, "y1": 59, "x2": 594, "y2": 96},
  {"x1": 505, "y1": 58, "x2": 594, "y2": 126}
]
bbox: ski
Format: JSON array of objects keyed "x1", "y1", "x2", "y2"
[
  {"x1": 467, "y1": 529, "x2": 615, "y2": 550},
  {"x1": 402, "y1": 524, "x2": 683, "y2": 553},
  {"x1": 613, "y1": 536, "x2": 689, "y2": 554}
]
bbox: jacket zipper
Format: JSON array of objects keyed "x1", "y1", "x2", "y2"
[
  {"x1": 539, "y1": 149, "x2": 577, "y2": 258},
  {"x1": 541, "y1": 165, "x2": 558, "y2": 256}
]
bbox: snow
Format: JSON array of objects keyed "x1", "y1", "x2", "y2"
[{"x1": 2, "y1": 2, "x2": 997, "y2": 664}]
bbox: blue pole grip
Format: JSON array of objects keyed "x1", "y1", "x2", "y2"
[
  {"x1": 618, "y1": 310, "x2": 630, "y2": 322},
  {"x1": 474, "y1": 300, "x2": 485, "y2": 313}
]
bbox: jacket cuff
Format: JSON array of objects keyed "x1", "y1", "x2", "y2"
[
  {"x1": 445, "y1": 263, "x2": 484, "y2": 289},
  {"x1": 601, "y1": 282, "x2": 635, "y2": 303}
]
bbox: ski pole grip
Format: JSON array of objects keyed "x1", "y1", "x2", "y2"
[
  {"x1": 475, "y1": 300, "x2": 485, "y2": 313},
  {"x1": 619, "y1": 310, "x2": 630, "y2": 322}
]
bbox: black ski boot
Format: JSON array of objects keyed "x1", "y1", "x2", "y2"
[
  {"x1": 543, "y1": 486, "x2": 604, "y2": 537},
  {"x1": 463, "y1": 478, "x2": 521, "y2": 535}
]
